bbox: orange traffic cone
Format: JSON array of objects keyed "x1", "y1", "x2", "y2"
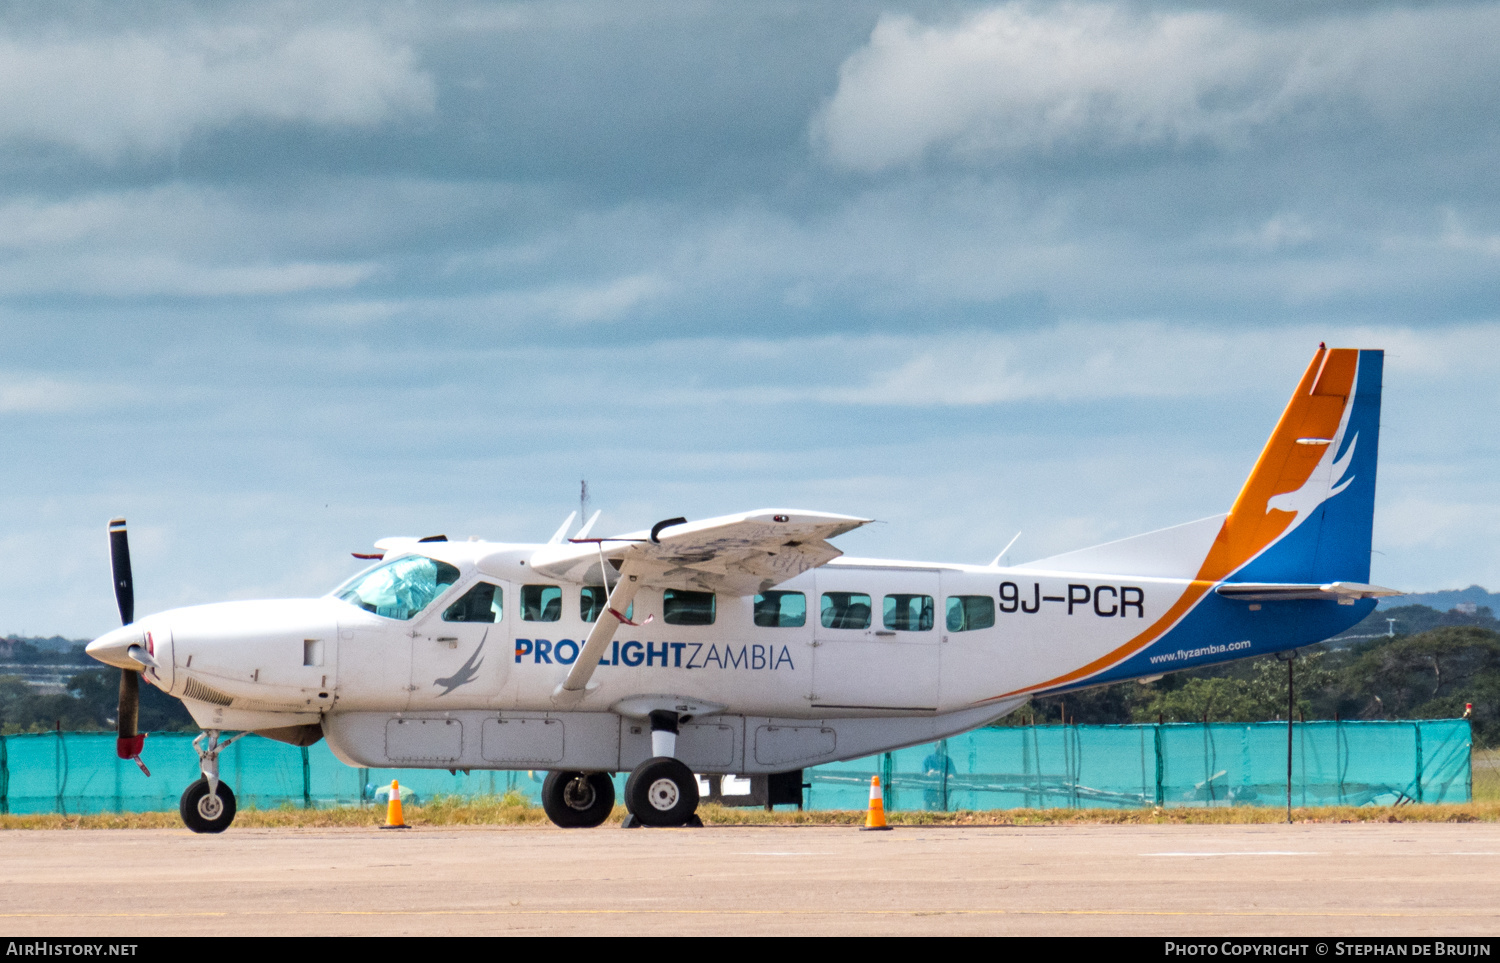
[
  {"x1": 381, "y1": 779, "x2": 409, "y2": 830},
  {"x1": 861, "y1": 775, "x2": 891, "y2": 831}
]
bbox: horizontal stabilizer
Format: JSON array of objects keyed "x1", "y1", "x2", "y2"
[{"x1": 1214, "y1": 581, "x2": 1402, "y2": 604}]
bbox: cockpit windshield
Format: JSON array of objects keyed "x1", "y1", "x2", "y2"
[{"x1": 335, "y1": 555, "x2": 461, "y2": 620}]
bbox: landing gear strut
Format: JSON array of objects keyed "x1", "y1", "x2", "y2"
[
  {"x1": 180, "y1": 729, "x2": 247, "y2": 834},
  {"x1": 622, "y1": 710, "x2": 701, "y2": 827}
]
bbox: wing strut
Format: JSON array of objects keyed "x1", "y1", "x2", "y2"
[{"x1": 551, "y1": 561, "x2": 645, "y2": 707}]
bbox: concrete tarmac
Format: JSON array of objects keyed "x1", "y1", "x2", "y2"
[{"x1": 2, "y1": 823, "x2": 1498, "y2": 936}]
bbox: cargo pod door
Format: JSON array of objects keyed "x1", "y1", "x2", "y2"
[{"x1": 811, "y1": 567, "x2": 940, "y2": 712}]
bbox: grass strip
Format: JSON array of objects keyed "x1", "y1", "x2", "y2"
[{"x1": 3, "y1": 797, "x2": 1499, "y2": 830}]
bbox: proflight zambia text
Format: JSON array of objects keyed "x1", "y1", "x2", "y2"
[{"x1": 515, "y1": 639, "x2": 795, "y2": 671}]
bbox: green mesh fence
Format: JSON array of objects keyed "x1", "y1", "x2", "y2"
[
  {"x1": 0, "y1": 720, "x2": 1470, "y2": 815},
  {"x1": 807, "y1": 721, "x2": 1472, "y2": 811}
]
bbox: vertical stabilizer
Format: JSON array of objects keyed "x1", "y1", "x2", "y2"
[{"x1": 1206, "y1": 346, "x2": 1383, "y2": 585}]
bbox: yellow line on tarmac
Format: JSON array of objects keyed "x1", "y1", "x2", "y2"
[{"x1": 2, "y1": 908, "x2": 1497, "y2": 920}]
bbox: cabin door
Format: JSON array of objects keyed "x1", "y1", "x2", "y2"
[{"x1": 810, "y1": 568, "x2": 941, "y2": 712}]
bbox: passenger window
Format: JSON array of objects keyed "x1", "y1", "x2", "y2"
[
  {"x1": 946, "y1": 595, "x2": 996, "y2": 632},
  {"x1": 663, "y1": 589, "x2": 715, "y2": 626},
  {"x1": 820, "y1": 592, "x2": 872, "y2": 630},
  {"x1": 580, "y1": 587, "x2": 632, "y2": 623},
  {"x1": 753, "y1": 591, "x2": 807, "y2": 627},
  {"x1": 522, "y1": 584, "x2": 563, "y2": 622},
  {"x1": 442, "y1": 582, "x2": 503, "y2": 623},
  {"x1": 884, "y1": 594, "x2": 935, "y2": 631}
]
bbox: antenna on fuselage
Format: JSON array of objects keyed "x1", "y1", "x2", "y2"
[
  {"x1": 990, "y1": 531, "x2": 1021, "y2": 567},
  {"x1": 548, "y1": 511, "x2": 578, "y2": 545}
]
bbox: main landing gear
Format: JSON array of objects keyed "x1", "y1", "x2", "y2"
[
  {"x1": 180, "y1": 730, "x2": 247, "y2": 833},
  {"x1": 623, "y1": 709, "x2": 701, "y2": 828},
  {"x1": 540, "y1": 771, "x2": 615, "y2": 828},
  {"x1": 540, "y1": 710, "x2": 703, "y2": 828}
]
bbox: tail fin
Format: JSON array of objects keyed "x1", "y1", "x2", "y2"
[
  {"x1": 1203, "y1": 346, "x2": 1383, "y2": 585},
  {"x1": 1020, "y1": 346, "x2": 1383, "y2": 585}
]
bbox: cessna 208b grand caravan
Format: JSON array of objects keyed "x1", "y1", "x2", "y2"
[{"x1": 87, "y1": 345, "x2": 1397, "y2": 831}]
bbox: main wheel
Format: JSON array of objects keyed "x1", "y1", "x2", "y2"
[
  {"x1": 541, "y1": 771, "x2": 616, "y2": 828},
  {"x1": 624, "y1": 756, "x2": 699, "y2": 827},
  {"x1": 179, "y1": 777, "x2": 236, "y2": 833}
]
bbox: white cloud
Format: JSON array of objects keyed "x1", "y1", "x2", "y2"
[
  {"x1": 0, "y1": 376, "x2": 91, "y2": 414},
  {"x1": 814, "y1": 2, "x2": 1500, "y2": 171},
  {"x1": 0, "y1": 254, "x2": 375, "y2": 297},
  {"x1": 477, "y1": 273, "x2": 672, "y2": 325},
  {"x1": 0, "y1": 374, "x2": 146, "y2": 414},
  {"x1": 0, "y1": 24, "x2": 435, "y2": 157}
]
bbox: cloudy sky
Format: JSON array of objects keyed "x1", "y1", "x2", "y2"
[{"x1": 4, "y1": 0, "x2": 1498, "y2": 638}]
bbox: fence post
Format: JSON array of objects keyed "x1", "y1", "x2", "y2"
[
  {"x1": 55, "y1": 730, "x2": 67, "y2": 816},
  {"x1": 301, "y1": 745, "x2": 311, "y2": 809},
  {"x1": 1154, "y1": 723, "x2": 1164, "y2": 807},
  {"x1": 0, "y1": 734, "x2": 7, "y2": 815},
  {"x1": 1466, "y1": 721, "x2": 1474, "y2": 803},
  {"x1": 1021, "y1": 724, "x2": 1033, "y2": 808},
  {"x1": 881, "y1": 752, "x2": 893, "y2": 811},
  {"x1": 1414, "y1": 722, "x2": 1424, "y2": 804},
  {"x1": 1336, "y1": 716, "x2": 1346, "y2": 805},
  {"x1": 938, "y1": 737, "x2": 950, "y2": 812}
]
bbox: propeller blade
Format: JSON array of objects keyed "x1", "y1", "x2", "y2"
[
  {"x1": 108, "y1": 517, "x2": 134, "y2": 626},
  {"x1": 110, "y1": 518, "x2": 148, "y2": 775},
  {"x1": 116, "y1": 667, "x2": 146, "y2": 769}
]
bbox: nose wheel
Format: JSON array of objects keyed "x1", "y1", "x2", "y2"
[
  {"x1": 179, "y1": 729, "x2": 248, "y2": 833},
  {"x1": 180, "y1": 777, "x2": 237, "y2": 833}
]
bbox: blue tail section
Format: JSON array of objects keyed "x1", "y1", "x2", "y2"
[{"x1": 1232, "y1": 349, "x2": 1383, "y2": 585}]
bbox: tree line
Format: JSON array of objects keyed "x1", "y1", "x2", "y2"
[{"x1": 1010, "y1": 605, "x2": 1500, "y2": 742}]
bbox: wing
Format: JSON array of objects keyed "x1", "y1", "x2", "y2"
[{"x1": 528, "y1": 509, "x2": 872, "y2": 595}]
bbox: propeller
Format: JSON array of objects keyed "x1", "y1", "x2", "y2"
[{"x1": 108, "y1": 517, "x2": 149, "y2": 776}]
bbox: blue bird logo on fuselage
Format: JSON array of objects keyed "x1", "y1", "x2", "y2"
[{"x1": 434, "y1": 635, "x2": 486, "y2": 696}]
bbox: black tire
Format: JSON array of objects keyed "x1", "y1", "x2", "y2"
[
  {"x1": 179, "y1": 777, "x2": 236, "y2": 833},
  {"x1": 624, "y1": 756, "x2": 699, "y2": 827},
  {"x1": 541, "y1": 771, "x2": 616, "y2": 828}
]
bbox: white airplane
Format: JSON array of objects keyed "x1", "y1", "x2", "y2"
[{"x1": 87, "y1": 345, "x2": 1398, "y2": 832}]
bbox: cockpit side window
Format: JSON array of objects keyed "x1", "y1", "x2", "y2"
[
  {"x1": 336, "y1": 555, "x2": 461, "y2": 621},
  {"x1": 443, "y1": 582, "x2": 504, "y2": 623}
]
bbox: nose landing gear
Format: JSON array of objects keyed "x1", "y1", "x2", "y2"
[
  {"x1": 180, "y1": 777, "x2": 236, "y2": 833},
  {"x1": 180, "y1": 729, "x2": 248, "y2": 834}
]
